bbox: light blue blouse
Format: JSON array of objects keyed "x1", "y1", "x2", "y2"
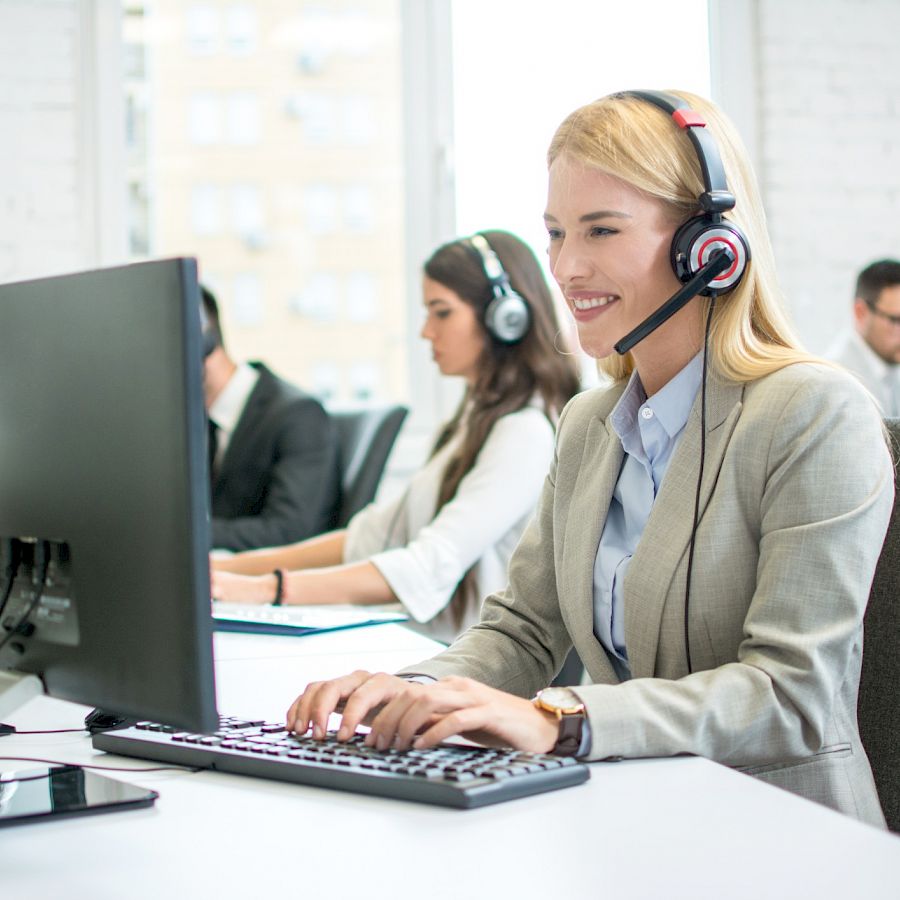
[{"x1": 592, "y1": 353, "x2": 703, "y2": 678}]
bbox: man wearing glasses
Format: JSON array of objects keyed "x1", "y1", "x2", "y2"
[{"x1": 828, "y1": 259, "x2": 900, "y2": 417}]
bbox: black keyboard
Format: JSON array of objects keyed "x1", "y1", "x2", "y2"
[{"x1": 92, "y1": 717, "x2": 590, "y2": 809}]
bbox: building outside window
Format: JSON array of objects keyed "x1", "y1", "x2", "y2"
[{"x1": 124, "y1": 0, "x2": 409, "y2": 407}]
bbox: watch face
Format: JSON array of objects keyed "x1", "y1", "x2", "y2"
[{"x1": 538, "y1": 687, "x2": 584, "y2": 715}]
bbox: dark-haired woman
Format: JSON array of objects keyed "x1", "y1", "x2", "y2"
[{"x1": 211, "y1": 230, "x2": 581, "y2": 643}]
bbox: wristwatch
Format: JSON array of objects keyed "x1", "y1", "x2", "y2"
[{"x1": 533, "y1": 686, "x2": 585, "y2": 757}]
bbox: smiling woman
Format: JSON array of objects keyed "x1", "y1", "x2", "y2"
[
  {"x1": 287, "y1": 89, "x2": 894, "y2": 831},
  {"x1": 544, "y1": 163, "x2": 689, "y2": 394}
]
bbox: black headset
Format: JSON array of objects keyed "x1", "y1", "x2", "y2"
[
  {"x1": 630, "y1": 90, "x2": 750, "y2": 293},
  {"x1": 613, "y1": 91, "x2": 751, "y2": 356},
  {"x1": 613, "y1": 91, "x2": 752, "y2": 674},
  {"x1": 199, "y1": 292, "x2": 219, "y2": 358},
  {"x1": 467, "y1": 233, "x2": 532, "y2": 344}
]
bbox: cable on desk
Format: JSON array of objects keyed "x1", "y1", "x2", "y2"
[
  {"x1": 0, "y1": 756, "x2": 202, "y2": 776},
  {"x1": 0, "y1": 727, "x2": 87, "y2": 736}
]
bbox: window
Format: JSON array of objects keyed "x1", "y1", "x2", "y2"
[
  {"x1": 191, "y1": 184, "x2": 222, "y2": 235},
  {"x1": 230, "y1": 184, "x2": 263, "y2": 237},
  {"x1": 225, "y1": 5, "x2": 257, "y2": 56},
  {"x1": 343, "y1": 185, "x2": 374, "y2": 233},
  {"x1": 311, "y1": 361, "x2": 340, "y2": 403},
  {"x1": 186, "y1": 6, "x2": 218, "y2": 56},
  {"x1": 188, "y1": 92, "x2": 221, "y2": 144},
  {"x1": 232, "y1": 272, "x2": 262, "y2": 326},
  {"x1": 291, "y1": 272, "x2": 339, "y2": 323},
  {"x1": 226, "y1": 91, "x2": 259, "y2": 145},
  {"x1": 290, "y1": 94, "x2": 336, "y2": 144},
  {"x1": 123, "y1": 2, "x2": 441, "y2": 410},
  {"x1": 349, "y1": 361, "x2": 381, "y2": 403},
  {"x1": 346, "y1": 271, "x2": 378, "y2": 323},
  {"x1": 342, "y1": 95, "x2": 375, "y2": 145},
  {"x1": 303, "y1": 184, "x2": 338, "y2": 235}
]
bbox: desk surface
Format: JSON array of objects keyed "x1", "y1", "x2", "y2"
[{"x1": 2, "y1": 624, "x2": 899, "y2": 900}]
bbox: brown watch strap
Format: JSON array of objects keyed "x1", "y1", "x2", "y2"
[{"x1": 552, "y1": 714, "x2": 583, "y2": 757}]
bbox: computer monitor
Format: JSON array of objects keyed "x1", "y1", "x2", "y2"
[{"x1": 0, "y1": 258, "x2": 218, "y2": 733}]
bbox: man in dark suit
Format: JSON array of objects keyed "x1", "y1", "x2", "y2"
[{"x1": 201, "y1": 286, "x2": 340, "y2": 551}]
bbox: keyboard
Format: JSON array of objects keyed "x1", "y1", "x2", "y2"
[{"x1": 92, "y1": 717, "x2": 590, "y2": 809}]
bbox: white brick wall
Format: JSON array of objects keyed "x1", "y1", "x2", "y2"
[{"x1": 754, "y1": 0, "x2": 900, "y2": 353}]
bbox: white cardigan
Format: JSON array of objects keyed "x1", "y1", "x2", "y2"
[{"x1": 343, "y1": 404, "x2": 555, "y2": 643}]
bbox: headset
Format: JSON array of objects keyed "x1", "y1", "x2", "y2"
[
  {"x1": 609, "y1": 91, "x2": 753, "y2": 674},
  {"x1": 614, "y1": 90, "x2": 751, "y2": 355},
  {"x1": 467, "y1": 233, "x2": 532, "y2": 344},
  {"x1": 199, "y1": 293, "x2": 219, "y2": 358}
]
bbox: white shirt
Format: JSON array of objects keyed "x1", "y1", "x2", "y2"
[
  {"x1": 344, "y1": 404, "x2": 556, "y2": 644},
  {"x1": 208, "y1": 363, "x2": 261, "y2": 465},
  {"x1": 827, "y1": 329, "x2": 900, "y2": 416}
]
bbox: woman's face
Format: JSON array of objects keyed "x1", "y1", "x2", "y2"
[
  {"x1": 420, "y1": 276, "x2": 484, "y2": 384},
  {"x1": 544, "y1": 154, "x2": 694, "y2": 369}
]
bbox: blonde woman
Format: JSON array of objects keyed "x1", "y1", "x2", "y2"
[{"x1": 288, "y1": 90, "x2": 893, "y2": 828}]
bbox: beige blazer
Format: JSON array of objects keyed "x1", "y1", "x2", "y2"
[{"x1": 404, "y1": 362, "x2": 894, "y2": 827}]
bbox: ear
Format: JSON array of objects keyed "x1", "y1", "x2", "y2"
[{"x1": 852, "y1": 298, "x2": 869, "y2": 331}]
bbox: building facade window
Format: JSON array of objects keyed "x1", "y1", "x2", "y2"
[
  {"x1": 225, "y1": 5, "x2": 257, "y2": 56},
  {"x1": 191, "y1": 184, "x2": 222, "y2": 235},
  {"x1": 226, "y1": 91, "x2": 259, "y2": 145},
  {"x1": 185, "y1": 6, "x2": 218, "y2": 56},
  {"x1": 188, "y1": 91, "x2": 221, "y2": 144}
]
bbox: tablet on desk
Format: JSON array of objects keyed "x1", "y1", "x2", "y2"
[
  {"x1": 0, "y1": 766, "x2": 158, "y2": 828},
  {"x1": 211, "y1": 601, "x2": 408, "y2": 637}
]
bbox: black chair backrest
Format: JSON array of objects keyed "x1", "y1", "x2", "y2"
[
  {"x1": 332, "y1": 405, "x2": 408, "y2": 527},
  {"x1": 859, "y1": 418, "x2": 900, "y2": 832}
]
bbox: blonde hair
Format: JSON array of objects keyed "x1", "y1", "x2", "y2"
[{"x1": 548, "y1": 90, "x2": 820, "y2": 383}]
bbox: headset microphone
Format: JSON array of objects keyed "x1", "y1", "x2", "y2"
[{"x1": 614, "y1": 247, "x2": 735, "y2": 355}]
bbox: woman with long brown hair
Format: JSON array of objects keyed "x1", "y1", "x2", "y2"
[{"x1": 211, "y1": 230, "x2": 580, "y2": 643}]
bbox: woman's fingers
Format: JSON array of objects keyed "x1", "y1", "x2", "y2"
[
  {"x1": 365, "y1": 677, "x2": 476, "y2": 750},
  {"x1": 288, "y1": 673, "x2": 556, "y2": 755},
  {"x1": 411, "y1": 705, "x2": 491, "y2": 749},
  {"x1": 286, "y1": 670, "x2": 373, "y2": 736},
  {"x1": 335, "y1": 673, "x2": 413, "y2": 740}
]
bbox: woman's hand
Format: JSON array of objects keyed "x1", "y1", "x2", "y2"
[
  {"x1": 287, "y1": 671, "x2": 420, "y2": 740},
  {"x1": 287, "y1": 671, "x2": 559, "y2": 754},
  {"x1": 210, "y1": 570, "x2": 277, "y2": 604},
  {"x1": 366, "y1": 676, "x2": 559, "y2": 753}
]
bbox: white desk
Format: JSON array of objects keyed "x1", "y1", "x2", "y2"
[{"x1": 2, "y1": 623, "x2": 899, "y2": 900}]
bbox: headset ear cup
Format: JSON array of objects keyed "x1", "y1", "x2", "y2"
[
  {"x1": 671, "y1": 215, "x2": 750, "y2": 295},
  {"x1": 484, "y1": 292, "x2": 531, "y2": 344}
]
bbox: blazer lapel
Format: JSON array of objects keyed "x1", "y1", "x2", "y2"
[
  {"x1": 560, "y1": 393, "x2": 625, "y2": 684},
  {"x1": 623, "y1": 370, "x2": 744, "y2": 678}
]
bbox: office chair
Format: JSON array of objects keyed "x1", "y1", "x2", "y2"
[
  {"x1": 858, "y1": 417, "x2": 900, "y2": 832},
  {"x1": 332, "y1": 405, "x2": 408, "y2": 527}
]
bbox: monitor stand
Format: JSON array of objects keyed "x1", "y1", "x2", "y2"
[{"x1": 0, "y1": 670, "x2": 43, "y2": 722}]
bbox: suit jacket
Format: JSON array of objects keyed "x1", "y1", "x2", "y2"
[
  {"x1": 404, "y1": 362, "x2": 894, "y2": 826},
  {"x1": 211, "y1": 362, "x2": 340, "y2": 551},
  {"x1": 828, "y1": 328, "x2": 900, "y2": 417}
]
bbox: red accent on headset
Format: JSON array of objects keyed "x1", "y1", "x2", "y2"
[
  {"x1": 673, "y1": 109, "x2": 706, "y2": 129},
  {"x1": 698, "y1": 237, "x2": 739, "y2": 280}
]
